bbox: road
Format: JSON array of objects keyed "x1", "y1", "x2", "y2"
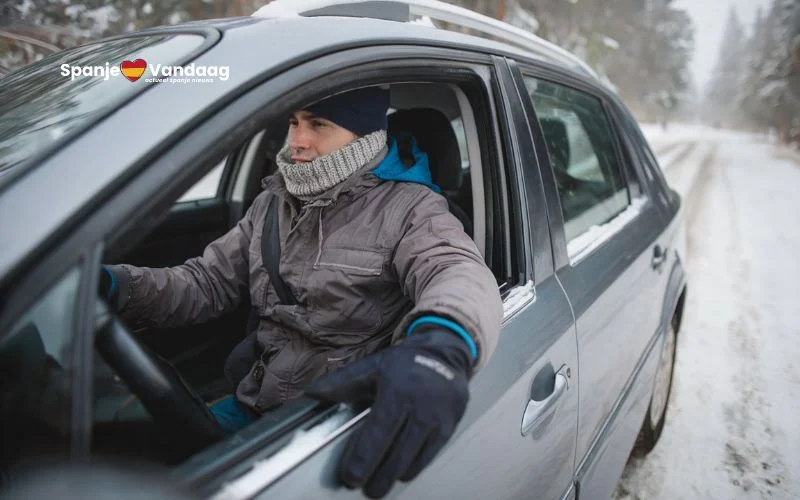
[{"x1": 615, "y1": 128, "x2": 800, "y2": 499}]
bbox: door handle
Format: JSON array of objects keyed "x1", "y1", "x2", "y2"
[
  {"x1": 651, "y1": 245, "x2": 668, "y2": 270},
  {"x1": 521, "y1": 365, "x2": 569, "y2": 436}
]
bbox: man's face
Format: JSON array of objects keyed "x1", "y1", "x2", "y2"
[{"x1": 287, "y1": 111, "x2": 358, "y2": 162}]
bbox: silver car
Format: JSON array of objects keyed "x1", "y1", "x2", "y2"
[{"x1": 0, "y1": 1, "x2": 686, "y2": 499}]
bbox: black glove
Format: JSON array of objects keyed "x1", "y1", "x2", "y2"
[
  {"x1": 98, "y1": 265, "x2": 130, "y2": 312},
  {"x1": 305, "y1": 326, "x2": 474, "y2": 498}
]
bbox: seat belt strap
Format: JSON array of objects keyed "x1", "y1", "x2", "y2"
[{"x1": 262, "y1": 193, "x2": 298, "y2": 305}]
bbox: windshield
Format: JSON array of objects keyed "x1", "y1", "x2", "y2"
[{"x1": 0, "y1": 33, "x2": 207, "y2": 177}]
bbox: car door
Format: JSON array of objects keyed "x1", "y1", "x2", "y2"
[
  {"x1": 509, "y1": 64, "x2": 670, "y2": 498},
  {"x1": 165, "y1": 50, "x2": 580, "y2": 500}
]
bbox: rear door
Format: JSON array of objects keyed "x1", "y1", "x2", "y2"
[{"x1": 509, "y1": 63, "x2": 669, "y2": 498}]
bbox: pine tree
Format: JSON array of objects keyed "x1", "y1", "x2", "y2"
[
  {"x1": 737, "y1": 7, "x2": 772, "y2": 129},
  {"x1": 754, "y1": 0, "x2": 799, "y2": 143},
  {"x1": 705, "y1": 7, "x2": 746, "y2": 127}
]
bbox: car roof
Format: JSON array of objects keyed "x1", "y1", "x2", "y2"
[
  {"x1": 0, "y1": 14, "x2": 593, "y2": 284},
  {"x1": 163, "y1": 14, "x2": 560, "y2": 69}
]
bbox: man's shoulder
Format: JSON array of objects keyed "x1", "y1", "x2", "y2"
[{"x1": 373, "y1": 179, "x2": 447, "y2": 208}]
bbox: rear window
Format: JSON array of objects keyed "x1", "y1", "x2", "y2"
[{"x1": 0, "y1": 33, "x2": 207, "y2": 176}]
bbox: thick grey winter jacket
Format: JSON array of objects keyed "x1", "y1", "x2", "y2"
[{"x1": 115, "y1": 140, "x2": 503, "y2": 413}]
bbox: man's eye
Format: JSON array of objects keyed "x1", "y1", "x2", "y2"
[{"x1": 311, "y1": 120, "x2": 327, "y2": 128}]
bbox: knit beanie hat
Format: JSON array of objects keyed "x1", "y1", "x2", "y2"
[{"x1": 304, "y1": 87, "x2": 390, "y2": 136}]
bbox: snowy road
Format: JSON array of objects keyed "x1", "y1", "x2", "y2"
[{"x1": 615, "y1": 128, "x2": 800, "y2": 499}]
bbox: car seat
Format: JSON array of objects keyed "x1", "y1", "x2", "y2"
[
  {"x1": 388, "y1": 108, "x2": 473, "y2": 238},
  {"x1": 538, "y1": 117, "x2": 582, "y2": 192}
]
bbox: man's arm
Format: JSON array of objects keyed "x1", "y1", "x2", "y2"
[
  {"x1": 107, "y1": 192, "x2": 270, "y2": 329},
  {"x1": 391, "y1": 188, "x2": 504, "y2": 370}
]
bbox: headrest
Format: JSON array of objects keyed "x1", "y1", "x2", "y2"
[
  {"x1": 388, "y1": 108, "x2": 462, "y2": 192},
  {"x1": 538, "y1": 117, "x2": 570, "y2": 173}
]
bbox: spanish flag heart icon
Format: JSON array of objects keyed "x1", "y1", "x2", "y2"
[{"x1": 120, "y1": 59, "x2": 146, "y2": 82}]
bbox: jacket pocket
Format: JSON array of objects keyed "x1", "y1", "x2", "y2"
[
  {"x1": 314, "y1": 247, "x2": 385, "y2": 276},
  {"x1": 308, "y1": 247, "x2": 388, "y2": 335}
]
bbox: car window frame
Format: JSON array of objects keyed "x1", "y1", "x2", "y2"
[{"x1": 510, "y1": 61, "x2": 647, "y2": 268}]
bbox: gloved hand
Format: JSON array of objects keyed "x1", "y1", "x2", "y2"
[
  {"x1": 305, "y1": 325, "x2": 474, "y2": 498},
  {"x1": 98, "y1": 265, "x2": 130, "y2": 312}
]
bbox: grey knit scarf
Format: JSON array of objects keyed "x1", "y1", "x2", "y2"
[{"x1": 276, "y1": 130, "x2": 387, "y2": 201}]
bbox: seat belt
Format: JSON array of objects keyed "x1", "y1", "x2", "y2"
[
  {"x1": 262, "y1": 193, "x2": 298, "y2": 305},
  {"x1": 225, "y1": 193, "x2": 297, "y2": 390}
]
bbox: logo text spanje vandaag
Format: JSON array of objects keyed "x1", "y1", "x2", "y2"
[{"x1": 60, "y1": 59, "x2": 230, "y2": 82}]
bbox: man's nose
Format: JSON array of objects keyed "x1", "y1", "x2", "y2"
[{"x1": 289, "y1": 124, "x2": 310, "y2": 150}]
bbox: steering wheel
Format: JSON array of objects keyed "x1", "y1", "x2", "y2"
[{"x1": 94, "y1": 307, "x2": 225, "y2": 457}]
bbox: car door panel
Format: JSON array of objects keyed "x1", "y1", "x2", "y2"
[
  {"x1": 557, "y1": 206, "x2": 666, "y2": 462},
  {"x1": 574, "y1": 326, "x2": 662, "y2": 500}
]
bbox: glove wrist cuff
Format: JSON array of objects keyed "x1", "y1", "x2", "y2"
[{"x1": 407, "y1": 316, "x2": 478, "y2": 363}]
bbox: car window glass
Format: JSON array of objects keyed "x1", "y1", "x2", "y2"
[
  {"x1": 0, "y1": 34, "x2": 206, "y2": 175},
  {"x1": 0, "y1": 267, "x2": 81, "y2": 476},
  {"x1": 522, "y1": 76, "x2": 630, "y2": 243},
  {"x1": 177, "y1": 157, "x2": 226, "y2": 202}
]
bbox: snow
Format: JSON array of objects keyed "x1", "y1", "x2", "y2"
[
  {"x1": 567, "y1": 196, "x2": 647, "y2": 260},
  {"x1": 758, "y1": 80, "x2": 788, "y2": 99},
  {"x1": 601, "y1": 35, "x2": 620, "y2": 50},
  {"x1": 211, "y1": 405, "x2": 365, "y2": 500},
  {"x1": 639, "y1": 123, "x2": 757, "y2": 153},
  {"x1": 409, "y1": 15, "x2": 437, "y2": 28},
  {"x1": 503, "y1": 280, "x2": 535, "y2": 319},
  {"x1": 615, "y1": 126, "x2": 800, "y2": 499},
  {"x1": 251, "y1": 1, "x2": 304, "y2": 18},
  {"x1": 507, "y1": 3, "x2": 540, "y2": 32},
  {"x1": 85, "y1": 5, "x2": 117, "y2": 34}
]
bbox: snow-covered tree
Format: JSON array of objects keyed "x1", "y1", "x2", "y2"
[
  {"x1": 705, "y1": 7, "x2": 746, "y2": 127},
  {"x1": 731, "y1": 0, "x2": 799, "y2": 143}
]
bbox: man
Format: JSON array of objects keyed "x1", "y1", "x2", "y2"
[{"x1": 101, "y1": 86, "x2": 503, "y2": 498}]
